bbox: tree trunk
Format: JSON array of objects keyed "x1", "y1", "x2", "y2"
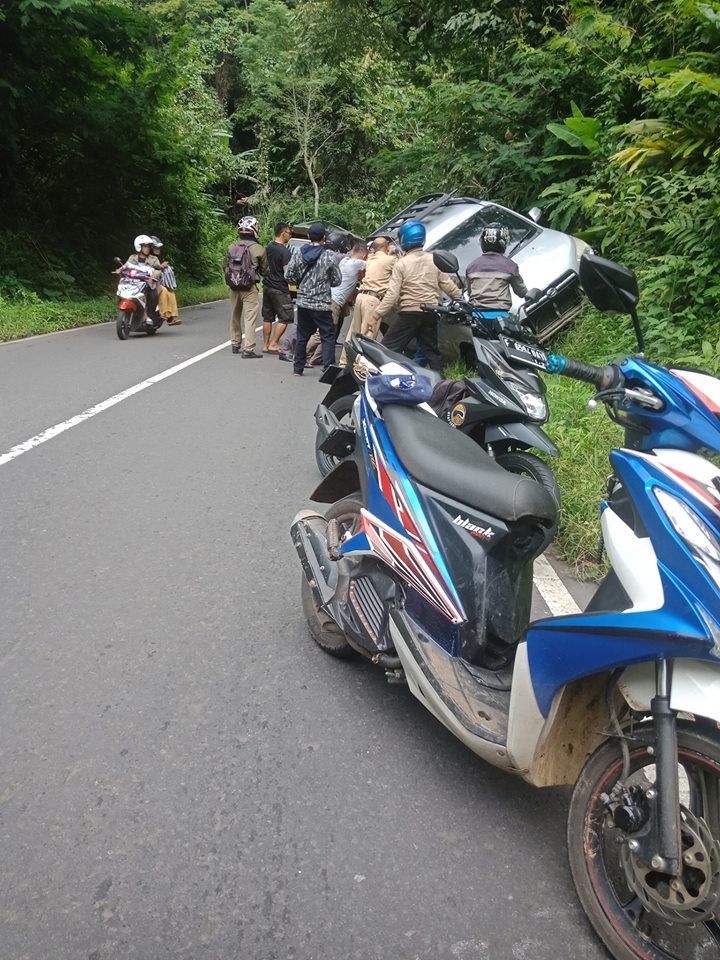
[{"x1": 311, "y1": 169, "x2": 320, "y2": 217}]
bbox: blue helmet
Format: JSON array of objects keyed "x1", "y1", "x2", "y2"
[{"x1": 399, "y1": 219, "x2": 426, "y2": 250}]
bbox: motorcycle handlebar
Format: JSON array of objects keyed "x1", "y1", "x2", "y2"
[
  {"x1": 420, "y1": 302, "x2": 457, "y2": 315},
  {"x1": 546, "y1": 354, "x2": 623, "y2": 391},
  {"x1": 420, "y1": 301, "x2": 470, "y2": 323}
]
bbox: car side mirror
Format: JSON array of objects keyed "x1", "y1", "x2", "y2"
[
  {"x1": 579, "y1": 252, "x2": 644, "y2": 353},
  {"x1": 527, "y1": 207, "x2": 543, "y2": 224},
  {"x1": 432, "y1": 250, "x2": 459, "y2": 275}
]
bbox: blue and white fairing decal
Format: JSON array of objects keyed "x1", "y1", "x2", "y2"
[{"x1": 340, "y1": 393, "x2": 467, "y2": 625}]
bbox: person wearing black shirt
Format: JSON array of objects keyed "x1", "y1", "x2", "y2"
[{"x1": 263, "y1": 221, "x2": 294, "y2": 352}]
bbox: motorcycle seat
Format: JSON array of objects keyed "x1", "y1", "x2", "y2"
[
  {"x1": 353, "y1": 336, "x2": 444, "y2": 387},
  {"x1": 382, "y1": 404, "x2": 559, "y2": 526}
]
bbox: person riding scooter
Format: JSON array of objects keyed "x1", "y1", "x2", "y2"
[
  {"x1": 151, "y1": 237, "x2": 181, "y2": 326},
  {"x1": 124, "y1": 234, "x2": 163, "y2": 327},
  {"x1": 465, "y1": 223, "x2": 527, "y2": 311}
]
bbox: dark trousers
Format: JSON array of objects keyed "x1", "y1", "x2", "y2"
[
  {"x1": 146, "y1": 285, "x2": 159, "y2": 321},
  {"x1": 294, "y1": 306, "x2": 335, "y2": 373},
  {"x1": 382, "y1": 310, "x2": 443, "y2": 371}
]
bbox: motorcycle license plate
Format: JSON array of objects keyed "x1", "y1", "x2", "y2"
[{"x1": 500, "y1": 336, "x2": 547, "y2": 369}]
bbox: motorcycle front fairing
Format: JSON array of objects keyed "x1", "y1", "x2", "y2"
[
  {"x1": 524, "y1": 361, "x2": 720, "y2": 721},
  {"x1": 116, "y1": 273, "x2": 148, "y2": 309}
]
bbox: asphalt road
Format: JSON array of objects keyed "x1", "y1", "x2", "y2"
[{"x1": 0, "y1": 302, "x2": 604, "y2": 960}]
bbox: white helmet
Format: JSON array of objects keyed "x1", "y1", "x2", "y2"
[
  {"x1": 134, "y1": 234, "x2": 154, "y2": 252},
  {"x1": 237, "y1": 216, "x2": 259, "y2": 240}
]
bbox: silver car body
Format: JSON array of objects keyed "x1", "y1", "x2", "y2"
[{"x1": 370, "y1": 193, "x2": 590, "y2": 342}]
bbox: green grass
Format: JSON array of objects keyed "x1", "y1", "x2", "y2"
[
  {"x1": 0, "y1": 280, "x2": 228, "y2": 342},
  {"x1": 446, "y1": 308, "x2": 635, "y2": 578}
]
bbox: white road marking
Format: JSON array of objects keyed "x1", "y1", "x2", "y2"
[
  {"x1": 533, "y1": 553, "x2": 581, "y2": 615},
  {"x1": 0, "y1": 340, "x2": 231, "y2": 467},
  {"x1": 2, "y1": 329, "x2": 587, "y2": 607}
]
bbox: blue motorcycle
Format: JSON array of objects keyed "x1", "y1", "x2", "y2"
[{"x1": 292, "y1": 252, "x2": 720, "y2": 960}]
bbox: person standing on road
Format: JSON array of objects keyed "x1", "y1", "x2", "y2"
[
  {"x1": 224, "y1": 217, "x2": 268, "y2": 358},
  {"x1": 285, "y1": 221, "x2": 341, "y2": 377},
  {"x1": 307, "y1": 241, "x2": 367, "y2": 367},
  {"x1": 262, "y1": 221, "x2": 294, "y2": 353},
  {"x1": 374, "y1": 220, "x2": 461, "y2": 372},
  {"x1": 339, "y1": 236, "x2": 396, "y2": 365}
]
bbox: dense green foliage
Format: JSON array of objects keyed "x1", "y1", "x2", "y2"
[
  {"x1": 3, "y1": 0, "x2": 718, "y2": 359},
  {"x1": 2, "y1": 0, "x2": 720, "y2": 567}
]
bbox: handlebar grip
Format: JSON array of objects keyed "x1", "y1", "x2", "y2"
[
  {"x1": 420, "y1": 303, "x2": 437, "y2": 313},
  {"x1": 546, "y1": 354, "x2": 621, "y2": 390}
]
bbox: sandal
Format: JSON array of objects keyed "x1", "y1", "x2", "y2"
[{"x1": 167, "y1": 318, "x2": 182, "y2": 326}]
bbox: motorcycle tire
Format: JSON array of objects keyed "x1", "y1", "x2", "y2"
[
  {"x1": 495, "y1": 451, "x2": 561, "y2": 514},
  {"x1": 567, "y1": 722, "x2": 720, "y2": 960},
  {"x1": 116, "y1": 309, "x2": 132, "y2": 341},
  {"x1": 315, "y1": 394, "x2": 356, "y2": 477},
  {"x1": 301, "y1": 497, "x2": 362, "y2": 659}
]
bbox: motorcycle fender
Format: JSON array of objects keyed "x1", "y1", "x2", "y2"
[
  {"x1": 118, "y1": 299, "x2": 137, "y2": 311},
  {"x1": 322, "y1": 372, "x2": 357, "y2": 408},
  {"x1": 509, "y1": 643, "x2": 613, "y2": 786},
  {"x1": 310, "y1": 458, "x2": 360, "y2": 504},
  {"x1": 485, "y1": 422, "x2": 560, "y2": 457},
  {"x1": 619, "y1": 658, "x2": 720, "y2": 725}
]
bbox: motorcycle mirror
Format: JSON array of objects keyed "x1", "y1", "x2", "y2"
[
  {"x1": 527, "y1": 206, "x2": 543, "y2": 224},
  {"x1": 525, "y1": 288, "x2": 542, "y2": 304},
  {"x1": 579, "y1": 252, "x2": 644, "y2": 353},
  {"x1": 432, "y1": 250, "x2": 459, "y2": 275},
  {"x1": 112, "y1": 256, "x2": 123, "y2": 267}
]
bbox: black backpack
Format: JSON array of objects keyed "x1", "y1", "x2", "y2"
[{"x1": 225, "y1": 241, "x2": 257, "y2": 291}]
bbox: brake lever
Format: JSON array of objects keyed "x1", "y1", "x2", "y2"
[{"x1": 623, "y1": 387, "x2": 664, "y2": 411}]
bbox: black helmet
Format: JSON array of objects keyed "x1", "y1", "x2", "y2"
[{"x1": 480, "y1": 223, "x2": 510, "y2": 253}]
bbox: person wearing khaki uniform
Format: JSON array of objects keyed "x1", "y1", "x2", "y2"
[
  {"x1": 225, "y1": 216, "x2": 269, "y2": 358},
  {"x1": 375, "y1": 220, "x2": 461, "y2": 372},
  {"x1": 339, "y1": 237, "x2": 396, "y2": 365}
]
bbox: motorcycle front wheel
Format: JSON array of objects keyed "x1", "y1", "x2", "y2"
[
  {"x1": 568, "y1": 723, "x2": 720, "y2": 960},
  {"x1": 116, "y1": 309, "x2": 132, "y2": 340},
  {"x1": 314, "y1": 394, "x2": 356, "y2": 477},
  {"x1": 494, "y1": 451, "x2": 561, "y2": 513}
]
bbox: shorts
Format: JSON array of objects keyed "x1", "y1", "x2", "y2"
[{"x1": 262, "y1": 287, "x2": 294, "y2": 324}]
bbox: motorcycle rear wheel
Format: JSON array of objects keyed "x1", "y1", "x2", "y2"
[
  {"x1": 116, "y1": 309, "x2": 132, "y2": 340},
  {"x1": 302, "y1": 497, "x2": 362, "y2": 659},
  {"x1": 568, "y1": 723, "x2": 720, "y2": 960}
]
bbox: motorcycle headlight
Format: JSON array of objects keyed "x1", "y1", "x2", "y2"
[
  {"x1": 655, "y1": 488, "x2": 720, "y2": 588},
  {"x1": 506, "y1": 384, "x2": 547, "y2": 421}
]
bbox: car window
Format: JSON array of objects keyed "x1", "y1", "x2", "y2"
[{"x1": 428, "y1": 206, "x2": 538, "y2": 273}]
